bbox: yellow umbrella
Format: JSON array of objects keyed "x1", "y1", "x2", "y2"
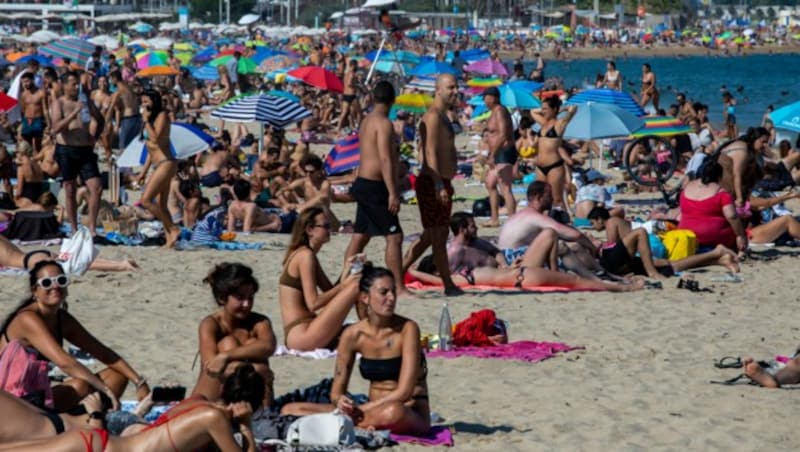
[
  {"x1": 396, "y1": 93, "x2": 433, "y2": 109},
  {"x1": 173, "y1": 42, "x2": 194, "y2": 51},
  {"x1": 135, "y1": 65, "x2": 179, "y2": 77}
]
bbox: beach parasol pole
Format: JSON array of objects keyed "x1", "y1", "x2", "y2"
[{"x1": 366, "y1": 34, "x2": 387, "y2": 84}]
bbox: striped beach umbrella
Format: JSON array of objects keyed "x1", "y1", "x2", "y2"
[
  {"x1": 210, "y1": 93, "x2": 311, "y2": 128},
  {"x1": 38, "y1": 39, "x2": 95, "y2": 67},
  {"x1": 565, "y1": 88, "x2": 645, "y2": 117},
  {"x1": 117, "y1": 123, "x2": 215, "y2": 168},
  {"x1": 324, "y1": 134, "x2": 360, "y2": 175},
  {"x1": 631, "y1": 116, "x2": 692, "y2": 137}
]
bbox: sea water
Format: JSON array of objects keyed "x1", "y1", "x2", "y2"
[{"x1": 521, "y1": 53, "x2": 800, "y2": 129}]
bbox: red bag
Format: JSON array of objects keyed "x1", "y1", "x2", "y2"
[{"x1": 452, "y1": 309, "x2": 508, "y2": 347}]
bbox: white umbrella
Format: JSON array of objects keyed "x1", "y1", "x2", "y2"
[
  {"x1": 29, "y1": 30, "x2": 60, "y2": 44},
  {"x1": 238, "y1": 14, "x2": 260, "y2": 26},
  {"x1": 362, "y1": 0, "x2": 397, "y2": 8},
  {"x1": 146, "y1": 37, "x2": 174, "y2": 50},
  {"x1": 118, "y1": 123, "x2": 215, "y2": 168}
]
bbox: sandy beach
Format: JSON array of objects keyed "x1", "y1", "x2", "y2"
[{"x1": 2, "y1": 140, "x2": 799, "y2": 450}]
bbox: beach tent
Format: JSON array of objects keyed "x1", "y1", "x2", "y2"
[{"x1": 325, "y1": 134, "x2": 360, "y2": 175}]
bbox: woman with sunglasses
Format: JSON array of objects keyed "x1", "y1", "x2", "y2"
[
  {"x1": 279, "y1": 207, "x2": 362, "y2": 351},
  {"x1": 0, "y1": 260, "x2": 149, "y2": 413}
]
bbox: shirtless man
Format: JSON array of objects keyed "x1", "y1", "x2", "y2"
[
  {"x1": 42, "y1": 68, "x2": 62, "y2": 105},
  {"x1": 227, "y1": 179, "x2": 295, "y2": 233},
  {"x1": 341, "y1": 81, "x2": 408, "y2": 296},
  {"x1": 482, "y1": 86, "x2": 517, "y2": 227},
  {"x1": 402, "y1": 74, "x2": 462, "y2": 296},
  {"x1": 335, "y1": 59, "x2": 359, "y2": 134},
  {"x1": 109, "y1": 70, "x2": 142, "y2": 151},
  {"x1": 498, "y1": 181, "x2": 597, "y2": 273},
  {"x1": 19, "y1": 72, "x2": 49, "y2": 153},
  {"x1": 49, "y1": 72, "x2": 104, "y2": 235},
  {"x1": 281, "y1": 154, "x2": 340, "y2": 230},
  {"x1": 447, "y1": 212, "x2": 507, "y2": 273},
  {"x1": 197, "y1": 143, "x2": 230, "y2": 188}
]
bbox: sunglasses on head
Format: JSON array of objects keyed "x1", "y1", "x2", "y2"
[{"x1": 36, "y1": 274, "x2": 70, "y2": 290}]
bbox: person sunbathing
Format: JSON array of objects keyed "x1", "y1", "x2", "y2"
[
  {"x1": 410, "y1": 254, "x2": 644, "y2": 292},
  {"x1": 0, "y1": 260, "x2": 149, "y2": 413},
  {"x1": 282, "y1": 264, "x2": 431, "y2": 435},
  {"x1": 279, "y1": 207, "x2": 361, "y2": 351},
  {"x1": 0, "y1": 234, "x2": 139, "y2": 273},
  {"x1": 226, "y1": 179, "x2": 296, "y2": 234},
  {"x1": 191, "y1": 263, "x2": 276, "y2": 408},
  {"x1": 744, "y1": 355, "x2": 800, "y2": 388},
  {"x1": 0, "y1": 364, "x2": 263, "y2": 452},
  {"x1": 587, "y1": 207, "x2": 740, "y2": 278},
  {"x1": 277, "y1": 154, "x2": 340, "y2": 231}
]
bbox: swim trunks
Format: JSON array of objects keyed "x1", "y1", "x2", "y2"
[
  {"x1": 118, "y1": 114, "x2": 143, "y2": 150},
  {"x1": 279, "y1": 210, "x2": 298, "y2": 234},
  {"x1": 502, "y1": 246, "x2": 528, "y2": 266},
  {"x1": 54, "y1": 144, "x2": 100, "y2": 182},
  {"x1": 415, "y1": 172, "x2": 453, "y2": 228},
  {"x1": 21, "y1": 116, "x2": 45, "y2": 139},
  {"x1": 200, "y1": 171, "x2": 223, "y2": 187},
  {"x1": 599, "y1": 241, "x2": 673, "y2": 277},
  {"x1": 494, "y1": 145, "x2": 518, "y2": 165},
  {"x1": 343, "y1": 94, "x2": 356, "y2": 103},
  {"x1": 351, "y1": 177, "x2": 402, "y2": 236}
]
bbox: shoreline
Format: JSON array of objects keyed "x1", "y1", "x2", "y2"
[{"x1": 499, "y1": 43, "x2": 800, "y2": 62}]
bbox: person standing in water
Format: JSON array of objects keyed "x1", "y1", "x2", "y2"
[{"x1": 639, "y1": 63, "x2": 659, "y2": 113}]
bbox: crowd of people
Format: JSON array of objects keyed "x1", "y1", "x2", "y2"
[{"x1": 0, "y1": 19, "x2": 798, "y2": 451}]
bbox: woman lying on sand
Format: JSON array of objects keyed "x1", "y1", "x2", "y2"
[
  {"x1": 410, "y1": 255, "x2": 644, "y2": 292},
  {"x1": 192, "y1": 263, "x2": 276, "y2": 408},
  {"x1": 0, "y1": 235, "x2": 139, "y2": 273},
  {"x1": 0, "y1": 260, "x2": 149, "y2": 412},
  {"x1": 279, "y1": 207, "x2": 361, "y2": 351},
  {"x1": 282, "y1": 264, "x2": 431, "y2": 435},
  {"x1": 0, "y1": 364, "x2": 263, "y2": 452},
  {"x1": 744, "y1": 355, "x2": 800, "y2": 388}
]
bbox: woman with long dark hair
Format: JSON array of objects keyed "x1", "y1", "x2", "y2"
[{"x1": 718, "y1": 126, "x2": 770, "y2": 214}]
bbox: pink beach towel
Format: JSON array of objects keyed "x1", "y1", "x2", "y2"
[
  {"x1": 390, "y1": 425, "x2": 454, "y2": 447},
  {"x1": 405, "y1": 275, "x2": 592, "y2": 293},
  {"x1": 427, "y1": 340, "x2": 582, "y2": 363}
]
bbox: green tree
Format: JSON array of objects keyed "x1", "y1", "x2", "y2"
[{"x1": 767, "y1": 6, "x2": 777, "y2": 20}]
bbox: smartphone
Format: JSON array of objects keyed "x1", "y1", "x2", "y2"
[{"x1": 151, "y1": 386, "x2": 186, "y2": 403}]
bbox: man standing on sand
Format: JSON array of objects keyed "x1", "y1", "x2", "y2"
[
  {"x1": 49, "y1": 72, "x2": 104, "y2": 235},
  {"x1": 335, "y1": 59, "x2": 358, "y2": 135},
  {"x1": 19, "y1": 72, "x2": 49, "y2": 153},
  {"x1": 402, "y1": 74, "x2": 462, "y2": 296},
  {"x1": 342, "y1": 81, "x2": 409, "y2": 296},
  {"x1": 109, "y1": 70, "x2": 141, "y2": 151},
  {"x1": 483, "y1": 86, "x2": 517, "y2": 228}
]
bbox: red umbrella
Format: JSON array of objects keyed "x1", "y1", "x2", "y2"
[
  {"x1": 0, "y1": 92, "x2": 18, "y2": 113},
  {"x1": 287, "y1": 66, "x2": 344, "y2": 93}
]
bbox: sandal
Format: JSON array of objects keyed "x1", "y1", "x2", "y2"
[
  {"x1": 709, "y1": 373, "x2": 756, "y2": 386},
  {"x1": 714, "y1": 356, "x2": 743, "y2": 369}
]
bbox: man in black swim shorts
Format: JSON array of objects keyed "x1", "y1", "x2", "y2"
[{"x1": 483, "y1": 86, "x2": 517, "y2": 227}]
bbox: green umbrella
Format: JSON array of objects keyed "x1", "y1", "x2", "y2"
[{"x1": 209, "y1": 55, "x2": 259, "y2": 75}]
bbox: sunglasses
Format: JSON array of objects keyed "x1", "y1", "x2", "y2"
[{"x1": 36, "y1": 274, "x2": 70, "y2": 289}]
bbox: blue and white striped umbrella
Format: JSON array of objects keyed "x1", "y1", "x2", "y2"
[
  {"x1": 210, "y1": 93, "x2": 311, "y2": 129},
  {"x1": 565, "y1": 88, "x2": 645, "y2": 117},
  {"x1": 117, "y1": 123, "x2": 215, "y2": 168}
]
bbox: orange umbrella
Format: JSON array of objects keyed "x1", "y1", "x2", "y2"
[
  {"x1": 135, "y1": 65, "x2": 179, "y2": 77},
  {"x1": 6, "y1": 52, "x2": 30, "y2": 63}
]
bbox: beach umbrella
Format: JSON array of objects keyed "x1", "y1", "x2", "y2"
[
  {"x1": 495, "y1": 85, "x2": 541, "y2": 109},
  {"x1": 37, "y1": 39, "x2": 95, "y2": 67},
  {"x1": 135, "y1": 50, "x2": 168, "y2": 69},
  {"x1": 631, "y1": 116, "x2": 692, "y2": 137},
  {"x1": 565, "y1": 88, "x2": 645, "y2": 117},
  {"x1": 466, "y1": 77, "x2": 503, "y2": 88},
  {"x1": 210, "y1": 93, "x2": 311, "y2": 128},
  {"x1": 6, "y1": 52, "x2": 30, "y2": 63},
  {"x1": 395, "y1": 93, "x2": 433, "y2": 113},
  {"x1": 191, "y1": 65, "x2": 220, "y2": 81},
  {"x1": 135, "y1": 66, "x2": 179, "y2": 78},
  {"x1": 117, "y1": 122, "x2": 215, "y2": 168},
  {"x1": 506, "y1": 80, "x2": 544, "y2": 93},
  {"x1": 265, "y1": 90, "x2": 300, "y2": 102},
  {"x1": 408, "y1": 61, "x2": 459, "y2": 77},
  {"x1": 464, "y1": 58, "x2": 508, "y2": 76},
  {"x1": 769, "y1": 101, "x2": 800, "y2": 133},
  {"x1": 209, "y1": 55, "x2": 259, "y2": 75},
  {"x1": 16, "y1": 55, "x2": 53, "y2": 67},
  {"x1": 192, "y1": 46, "x2": 217, "y2": 64},
  {"x1": 257, "y1": 54, "x2": 297, "y2": 73},
  {"x1": 129, "y1": 22, "x2": 154, "y2": 34},
  {"x1": 0, "y1": 93, "x2": 18, "y2": 113},
  {"x1": 471, "y1": 104, "x2": 491, "y2": 122},
  {"x1": 406, "y1": 76, "x2": 467, "y2": 93},
  {"x1": 287, "y1": 66, "x2": 343, "y2": 93},
  {"x1": 562, "y1": 103, "x2": 645, "y2": 140},
  {"x1": 365, "y1": 50, "x2": 420, "y2": 65},
  {"x1": 371, "y1": 60, "x2": 410, "y2": 75},
  {"x1": 324, "y1": 134, "x2": 360, "y2": 175}
]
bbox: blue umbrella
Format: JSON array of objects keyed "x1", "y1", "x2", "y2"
[
  {"x1": 769, "y1": 101, "x2": 800, "y2": 133},
  {"x1": 469, "y1": 84, "x2": 541, "y2": 109},
  {"x1": 365, "y1": 50, "x2": 420, "y2": 65},
  {"x1": 566, "y1": 88, "x2": 645, "y2": 116},
  {"x1": 562, "y1": 103, "x2": 645, "y2": 140},
  {"x1": 117, "y1": 123, "x2": 214, "y2": 168},
  {"x1": 190, "y1": 65, "x2": 220, "y2": 81},
  {"x1": 408, "y1": 61, "x2": 459, "y2": 77},
  {"x1": 16, "y1": 55, "x2": 53, "y2": 67},
  {"x1": 506, "y1": 80, "x2": 544, "y2": 92},
  {"x1": 191, "y1": 46, "x2": 217, "y2": 64},
  {"x1": 265, "y1": 90, "x2": 299, "y2": 102}
]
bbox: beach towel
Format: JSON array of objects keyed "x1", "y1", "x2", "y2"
[
  {"x1": 273, "y1": 345, "x2": 337, "y2": 360},
  {"x1": 427, "y1": 340, "x2": 581, "y2": 363},
  {"x1": 390, "y1": 426, "x2": 454, "y2": 447},
  {"x1": 405, "y1": 273, "x2": 592, "y2": 293},
  {"x1": 324, "y1": 134, "x2": 360, "y2": 175}
]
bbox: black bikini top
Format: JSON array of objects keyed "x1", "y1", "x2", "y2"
[
  {"x1": 359, "y1": 353, "x2": 428, "y2": 382},
  {"x1": 534, "y1": 126, "x2": 560, "y2": 138}
]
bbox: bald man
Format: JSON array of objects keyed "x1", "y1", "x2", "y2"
[{"x1": 403, "y1": 74, "x2": 462, "y2": 296}]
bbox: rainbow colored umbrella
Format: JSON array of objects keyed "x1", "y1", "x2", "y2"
[
  {"x1": 467, "y1": 76, "x2": 503, "y2": 88},
  {"x1": 631, "y1": 116, "x2": 692, "y2": 138},
  {"x1": 135, "y1": 51, "x2": 168, "y2": 69},
  {"x1": 394, "y1": 93, "x2": 433, "y2": 113},
  {"x1": 135, "y1": 65, "x2": 179, "y2": 78},
  {"x1": 209, "y1": 55, "x2": 259, "y2": 75}
]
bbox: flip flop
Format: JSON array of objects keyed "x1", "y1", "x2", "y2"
[
  {"x1": 714, "y1": 356, "x2": 743, "y2": 369},
  {"x1": 709, "y1": 373, "x2": 756, "y2": 386}
]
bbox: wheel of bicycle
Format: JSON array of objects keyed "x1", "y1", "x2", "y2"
[{"x1": 624, "y1": 135, "x2": 679, "y2": 187}]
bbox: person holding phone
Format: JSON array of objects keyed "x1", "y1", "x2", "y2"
[{"x1": 49, "y1": 72, "x2": 104, "y2": 236}]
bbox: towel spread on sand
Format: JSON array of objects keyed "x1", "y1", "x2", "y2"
[
  {"x1": 390, "y1": 426, "x2": 454, "y2": 447},
  {"x1": 273, "y1": 345, "x2": 337, "y2": 359},
  {"x1": 405, "y1": 277, "x2": 586, "y2": 293},
  {"x1": 427, "y1": 340, "x2": 581, "y2": 363}
]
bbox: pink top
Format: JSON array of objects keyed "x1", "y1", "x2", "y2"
[{"x1": 678, "y1": 189, "x2": 736, "y2": 248}]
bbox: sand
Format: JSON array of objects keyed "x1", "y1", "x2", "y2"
[{"x1": 2, "y1": 134, "x2": 799, "y2": 451}]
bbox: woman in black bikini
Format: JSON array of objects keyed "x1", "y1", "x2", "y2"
[
  {"x1": 0, "y1": 260, "x2": 149, "y2": 413},
  {"x1": 531, "y1": 96, "x2": 577, "y2": 211},
  {"x1": 13, "y1": 141, "x2": 44, "y2": 209},
  {"x1": 278, "y1": 207, "x2": 361, "y2": 351},
  {"x1": 282, "y1": 263, "x2": 431, "y2": 435},
  {"x1": 192, "y1": 263, "x2": 276, "y2": 408},
  {"x1": 640, "y1": 63, "x2": 659, "y2": 112}
]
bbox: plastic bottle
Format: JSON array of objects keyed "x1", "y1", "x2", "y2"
[{"x1": 438, "y1": 303, "x2": 452, "y2": 351}]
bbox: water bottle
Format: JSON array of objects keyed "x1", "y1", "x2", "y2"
[{"x1": 438, "y1": 303, "x2": 452, "y2": 351}]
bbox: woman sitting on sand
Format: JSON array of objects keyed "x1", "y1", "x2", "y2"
[
  {"x1": 0, "y1": 364, "x2": 263, "y2": 452},
  {"x1": 410, "y1": 255, "x2": 644, "y2": 292},
  {"x1": 282, "y1": 264, "x2": 432, "y2": 435},
  {"x1": 192, "y1": 263, "x2": 276, "y2": 408},
  {"x1": 279, "y1": 207, "x2": 361, "y2": 351},
  {"x1": 678, "y1": 159, "x2": 748, "y2": 253},
  {"x1": 0, "y1": 260, "x2": 149, "y2": 412},
  {"x1": 717, "y1": 127, "x2": 770, "y2": 212}
]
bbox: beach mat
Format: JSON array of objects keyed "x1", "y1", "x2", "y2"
[
  {"x1": 427, "y1": 340, "x2": 582, "y2": 363},
  {"x1": 390, "y1": 425, "x2": 454, "y2": 447},
  {"x1": 406, "y1": 277, "x2": 593, "y2": 294}
]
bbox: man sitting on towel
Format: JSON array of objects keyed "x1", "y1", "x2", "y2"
[{"x1": 227, "y1": 178, "x2": 297, "y2": 234}]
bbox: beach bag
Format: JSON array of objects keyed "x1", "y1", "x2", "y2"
[
  {"x1": 0, "y1": 340, "x2": 54, "y2": 409},
  {"x1": 1, "y1": 211, "x2": 61, "y2": 241},
  {"x1": 648, "y1": 233, "x2": 667, "y2": 260},
  {"x1": 453, "y1": 309, "x2": 508, "y2": 347},
  {"x1": 264, "y1": 411, "x2": 357, "y2": 451},
  {"x1": 57, "y1": 226, "x2": 98, "y2": 276},
  {"x1": 659, "y1": 229, "x2": 697, "y2": 260}
]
